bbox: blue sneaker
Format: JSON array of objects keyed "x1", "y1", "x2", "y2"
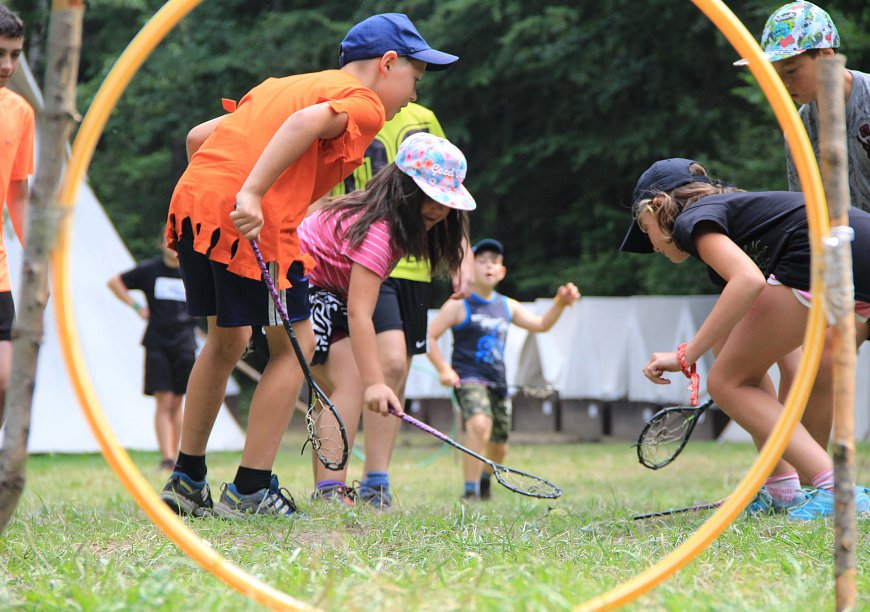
[
  {"x1": 160, "y1": 471, "x2": 214, "y2": 517},
  {"x1": 213, "y1": 474, "x2": 298, "y2": 518},
  {"x1": 358, "y1": 483, "x2": 392, "y2": 509},
  {"x1": 744, "y1": 486, "x2": 807, "y2": 516},
  {"x1": 787, "y1": 485, "x2": 870, "y2": 521}
]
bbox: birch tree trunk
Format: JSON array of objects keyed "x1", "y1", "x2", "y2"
[{"x1": 0, "y1": 0, "x2": 83, "y2": 534}]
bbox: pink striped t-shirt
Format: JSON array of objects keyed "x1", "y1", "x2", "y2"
[{"x1": 298, "y1": 208, "x2": 401, "y2": 300}]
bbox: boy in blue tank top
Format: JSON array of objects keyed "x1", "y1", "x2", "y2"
[{"x1": 427, "y1": 239, "x2": 580, "y2": 499}]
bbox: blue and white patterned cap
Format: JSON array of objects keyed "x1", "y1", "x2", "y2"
[
  {"x1": 734, "y1": 2, "x2": 839, "y2": 66},
  {"x1": 396, "y1": 133, "x2": 476, "y2": 211}
]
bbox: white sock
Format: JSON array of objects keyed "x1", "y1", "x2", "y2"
[{"x1": 765, "y1": 472, "x2": 800, "y2": 503}]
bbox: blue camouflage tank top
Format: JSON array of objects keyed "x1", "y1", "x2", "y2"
[{"x1": 451, "y1": 292, "x2": 511, "y2": 388}]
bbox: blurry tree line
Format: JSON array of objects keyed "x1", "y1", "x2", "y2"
[{"x1": 12, "y1": 0, "x2": 870, "y2": 300}]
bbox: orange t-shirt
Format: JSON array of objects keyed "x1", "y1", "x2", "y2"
[
  {"x1": 0, "y1": 88, "x2": 35, "y2": 292},
  {"x1": 166, "y1": 70, "x2": 385, "y2": 288}
]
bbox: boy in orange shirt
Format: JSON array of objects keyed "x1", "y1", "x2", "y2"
[
  {"x1": 0, "y1": 5, "x2": 33, "y2": 426},
  {"x1": 160, "y1": 13, "x2": 458, "y2": 518}
]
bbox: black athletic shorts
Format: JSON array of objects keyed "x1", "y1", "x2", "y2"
[
  {"x1": 174, "y1": 219, "x2": 309, "y2": 327},
  {"x1": 0, "y1": 291, "x2": 14, "y2": 342},
  {"x1": 372, "y1": 277, "x2": 430, "y2": 356},
  {"x1": 144, "y1": 343, "x2": 196, "y2": 395}
]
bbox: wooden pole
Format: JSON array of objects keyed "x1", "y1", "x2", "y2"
[
  {"x1": 0, "y1": 0, "x2": 84, "y2": 534},
  {"x1": 817, "y1": 54, "x2": 856, "y2": 612}
]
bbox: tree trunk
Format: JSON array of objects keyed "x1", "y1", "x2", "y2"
[
  {"x1": 817, "y1": 54, "x2": 857, "y2": 612},
  {"x1": 0, "y1": 0, "x2": 83, "y2": 534}
]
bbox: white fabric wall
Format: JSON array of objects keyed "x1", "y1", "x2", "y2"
[
  {"x1": 406, "y1": 296, "x2": 870, "y2": 441},
  {"x1": 2, "y1": 59, "x2": 244, "y2": 453}
]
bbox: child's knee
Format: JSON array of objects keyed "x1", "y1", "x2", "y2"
[
  {"x1": 465, "y1": 414, "x2": 492, "y2": 437},
  {"x1": 380, "y1": 353, "x2": 407, "y2": 389}
]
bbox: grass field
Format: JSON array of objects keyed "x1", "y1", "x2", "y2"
[{"x1": 1, "y1": 433, "x2": 868, "y2": 610}]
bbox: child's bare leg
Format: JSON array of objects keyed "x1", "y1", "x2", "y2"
[
  {"x1": 311, "y1": 337, "x2": 363, "y2": 486},
  {"x1": 463, "y1": 414, "x2": 492, "y2": 482},
  {"x1": 362, "y1": 330, "x2": 407, "y2": 473},
  {"x1": 155, "y1": 391, "x2": 182, "y2": 463},
  {"x1": 180, "y1": 318, "x2": 249, "y2": 455},
  {"x1": 707, "y1": 284, "x2": 832, "y2": 479},
  {"x1": 241, "y1": 321, "x2": 312, "y2": 469},
  {"x1": 484, "y1": 441, "x2": 507, "y2": 468}
]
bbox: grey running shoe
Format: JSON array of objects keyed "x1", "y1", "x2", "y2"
[
  {"x1": 358, "y1": 484, "x2": 392, "y2": 509},
  {"x1": 311, "y1": 483, "x2": 357, "y2": 506},
  {"x1": 213, "y1": 474, "x2": 298, "y2": 518},
  {"x1": 160, "y1": 471, "x2": 214, "y2": 517}
]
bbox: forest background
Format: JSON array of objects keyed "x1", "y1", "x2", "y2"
[{"x1": 12, "y1": 0, "x2": 870, "y2": 300}]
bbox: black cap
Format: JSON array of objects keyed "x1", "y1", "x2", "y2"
[
  {"x1": 620, "y1": 158, "x2": 711, "y2": 253},
  {"x1": 472, "y1": 238, "x2": 504, "y2": 256}
]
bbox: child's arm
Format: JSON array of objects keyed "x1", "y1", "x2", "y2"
[
  {"x1": 642, "y1": 230, "x2": 765, "y2": 383},
  {"x1": 426, "y1": 300, "x2": 465, "y2": 386},
  {"x1": 107, "y1": 274, "x2": 149, "y2": 320},
  {"x1": 231, "y1": 104, "x2": 350, "y2": 240},
  {"x1": 448, "y1": 237, "x2": 475, "y2": 300},
  {"x1": 509, "y1": 283, "x2": 581, "y2": 333},
  {"x1": 6, "y1": 179, "x2": 28, "y2": 247},
  {"x1": 347, "y1": 263, "x2": 403, "y2": 415},
  {"x1": 186, "y1": 116, "x2": 225, "y2": 161}
]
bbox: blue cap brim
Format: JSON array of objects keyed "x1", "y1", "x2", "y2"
[
  {"x1": 620, "y1": 220, "x2": 653, "y2": 254},
  {"x1": 409, "y1": 48, "x2": 459, "y2": 70}
]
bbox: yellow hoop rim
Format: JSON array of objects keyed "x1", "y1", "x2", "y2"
[{"x1": 50, "y1": 0, "x2": 828, "y2": 610}]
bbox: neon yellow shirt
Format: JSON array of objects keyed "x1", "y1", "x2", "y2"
[{"x1": 331, "y1": 102, "x2": 446, "y2": 282}]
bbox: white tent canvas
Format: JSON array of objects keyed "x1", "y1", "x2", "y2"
[
  {"x1": 404, "y1": 295, "x2": 870, "y2": 441},
  {"x1": 3, "y1": 59, "x2": 244, "y2": 453}
]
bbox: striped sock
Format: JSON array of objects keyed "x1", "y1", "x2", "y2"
[
  {"x1": 765, "y1": 472, "x2": 800, "y2": 504},
  {"x1": 811, "y1": 468, "x2": 835, "y2": 492}
]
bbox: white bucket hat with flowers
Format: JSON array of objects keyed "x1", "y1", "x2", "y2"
[{"x1": 396, "y1": 132, "x2": 476, "y2": 211}]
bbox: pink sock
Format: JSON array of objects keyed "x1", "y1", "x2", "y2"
[
  {"x1": 765, "y1": 472, "x2": 800, "y2": 503},
  {"x1": 811, "y1": 468, "x2": 835, "y2": 492}
]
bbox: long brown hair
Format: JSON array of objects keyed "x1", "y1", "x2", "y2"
[
  {"x1": 636, "y1": 162, "x2": 743, "y2": 241},
  {"x1": 322, "y1": 164, "x2": 468, "y2": 277}
]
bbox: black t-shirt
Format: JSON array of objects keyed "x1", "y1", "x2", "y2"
[
  {"x1": 120, "y1": 257, "x2": 197, "y2": 349},
  {"x1": 672, "y1": 191, "x2": 870, "y2": 302}
]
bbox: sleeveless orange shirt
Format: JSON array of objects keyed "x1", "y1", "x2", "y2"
[{"x1": 166, "y1": 70, "x2": 384, "y2": 288}]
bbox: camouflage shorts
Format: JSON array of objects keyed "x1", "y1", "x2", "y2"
[{"x1": 454, "y1": 383, "x2": 512, "y2": 443}]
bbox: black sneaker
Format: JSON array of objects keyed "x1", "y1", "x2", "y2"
[
  {"x1": 159, "y1": 471, "x2": 214, "y2": 517},
  {"x1": 479, "y1": 476, "x2": 491, "y2": 500}
]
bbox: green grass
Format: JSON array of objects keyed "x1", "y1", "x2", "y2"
[{"x1": 1, "y1": 435, "x2": 868, "y2": 610}]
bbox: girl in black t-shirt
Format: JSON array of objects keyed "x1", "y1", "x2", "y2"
[{"x1": 620, "y1": 158, "x2": 870, "y2": 520}]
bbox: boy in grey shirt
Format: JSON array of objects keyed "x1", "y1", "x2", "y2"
[{"x1": 736, "y1": 2, "x2": 870, "y2": 211}]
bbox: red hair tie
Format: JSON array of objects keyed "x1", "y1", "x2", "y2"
[{"x1": 677, "y1": 343, "x2": 700, "y2": 406}]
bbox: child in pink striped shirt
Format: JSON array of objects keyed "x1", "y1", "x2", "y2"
[{"x1": 298, "y1": 132, "x2": 474, "y2": 502}]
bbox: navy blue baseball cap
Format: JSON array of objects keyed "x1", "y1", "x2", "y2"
[
  {"x1": 620, "y1": 158, "x2": 711, "y2": 253},
  {"x1": 472, "y1": 238, "x2": 505, "y2": 257},
  {"x1": 339, "y1": 13, "x2": 458, "y2": 71}
]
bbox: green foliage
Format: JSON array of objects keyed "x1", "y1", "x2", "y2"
[{"x1": 13, "y1": 1, "x2": 870, "y2": 295}]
